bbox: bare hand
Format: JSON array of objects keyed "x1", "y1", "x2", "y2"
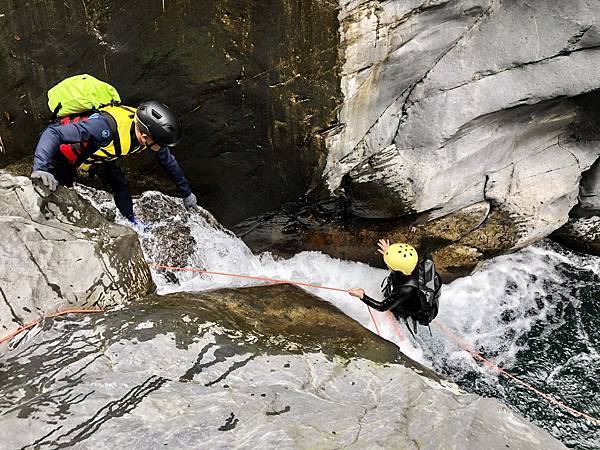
[
  {"x1": 347, "y1": 288, "x2": 365, "y2": 299},
  {"x1": 377, "y1": 239, "x2": 390, "y2": 255}
]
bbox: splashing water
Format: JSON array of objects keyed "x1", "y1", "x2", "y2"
[
  {"x1": 77, "y1": 187, "x2": 600, "y2": 448},
  {"x1": 431, "y1": 243, "x2": 600, "y2": 449}
]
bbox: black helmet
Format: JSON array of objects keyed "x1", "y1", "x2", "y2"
[{"x1": 135, "y1": 100, "x2": 181, "y2": 147}]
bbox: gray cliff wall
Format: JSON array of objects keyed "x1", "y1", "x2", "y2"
[
  {"x1": 235, "y1": 0, "x2": 600, "y2": 275},
  {"x1": 325, "y1": 0, "x2": 600, "y2": 251},
  {"x1": 3, "y1": 0, "x2": 600, "y2": 265}
]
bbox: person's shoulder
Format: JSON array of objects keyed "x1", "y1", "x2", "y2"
[
  {"x1": 84, "y1": 114, "x2": 113, "y2": 141},
  {"x1": 87, "y1": 112, "x2": 111, "y2": 125},
  {"x1": 394, "y1": 272, "x2": 417, "y2": 288}
]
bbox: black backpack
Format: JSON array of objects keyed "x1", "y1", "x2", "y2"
[{"x1": 403, "y1": 255, "x2": 442, "y2": 336}]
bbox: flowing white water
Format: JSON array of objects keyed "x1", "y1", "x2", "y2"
[
  {"x1": 424, "y1": 243, "x2": 599, "y2": 379},
  {"x1": 78, "y1": 188, "x2": 600, "y2": 391},
  {"x1": 72, "y1": 187, "x2": 600, "y2": 447}
]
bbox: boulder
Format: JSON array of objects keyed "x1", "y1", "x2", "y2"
[
  {"x1": 552, "y1": 216, "x2": 600, "y2": 255},
  {"x1": 235, "y1": 200, "x2": 517, "y2": 281},
  {"x1": 0, "y1": 171, "x2": 154, "y2": 334},
  {"x1": 0, "y1": 284, "x2": 566, "y2": 449},
  {"x1": 73, "y1": 185, "x2": 237, "y2": 286},
  {"x1": 322, "y1": 0, "x2": 600, "y2": 252}
]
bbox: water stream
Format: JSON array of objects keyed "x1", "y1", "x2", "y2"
[{"x1": 80, "y1": 188, "x2": 600, "y2": 449}]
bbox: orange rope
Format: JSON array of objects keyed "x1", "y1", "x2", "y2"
[
  {"x1": 4, "y1": 262, "x2": 597, "y2": 424},
  {"x1": 386, "y1": 311, "x2": 406, "y2": 342},
  {"x1": 367, "y1": 307, "x2": 381, "y2": 335},
  {"x1": 151, "y1": 262, "x2": 600, "y2": 425},
  {"x1": 0, "y1": 308, "x2": 104, "y2": 345},
  {"x1": 433, "y1": 321, "x2": 600, "y2": 426},
  {"x1": 148, "y1": 263, "x2": 350, "y2": 292},
  {"x1": 148, "y1": 263, "x2": 383, "y2": 335},
  {"x1": 0, "y1": 264, "x2": 544, "y2": 423}
]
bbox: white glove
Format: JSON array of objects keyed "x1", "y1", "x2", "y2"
[
  {"x1": 31, "y1": 170, "x2": 58, "y2": 191},
  {"x1": 183, "y1": 193, "x2": 197, "y2": 210}
]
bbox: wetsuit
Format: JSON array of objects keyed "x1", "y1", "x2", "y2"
[
  {"x1": 33, "y1": 112, "x2": 192, "y2": 221},
  {"x1": 360, "y1": 271, "x2": 420, "y2": 320}
]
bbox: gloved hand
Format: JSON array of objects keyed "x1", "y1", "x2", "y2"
[
  {"x1": 31, "y1": 170, "x2": 58, "y2": 191},
  {"x1": 129, "y1": 217, "x2": 149, "y2": 233},
  {"x1": 183, "y1": 192, "x2": 197, "y2": 210}
]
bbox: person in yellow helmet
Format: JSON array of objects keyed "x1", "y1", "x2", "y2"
[{"x1": 348, "y1": 239, "x2": 424, "y2": 330}]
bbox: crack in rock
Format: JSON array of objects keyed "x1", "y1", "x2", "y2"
[
  {"x1": 438, "y1": 43, "x2": 600, "y2": 95},
  {"x1": 398, "y1": 0, "x2": 498, "y2": 134}
]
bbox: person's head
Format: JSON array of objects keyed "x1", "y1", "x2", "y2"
[
  {"x1": 383, "y1": 243, "x2": 418, "y2": 275},
  {"x1": 134, "y1": 100, "x2": 181, "y2": 151}
]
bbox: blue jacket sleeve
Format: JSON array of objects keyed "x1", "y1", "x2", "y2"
[
  {"x1": 33, "y1": 115, "x2": 113, "y2": 171},
  {"x1": 154, "y1": 148, "x2": 193, "y2": 197}
]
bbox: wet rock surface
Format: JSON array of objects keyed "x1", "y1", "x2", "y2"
[
  {"x1": 0, "y1": 284, "x2": 566, "y2": 449},
  {"x1": 74, "y1": 186, "x2": 235, "y2": 287},
  {"x1": 552, "y1": 216, "x2": 600, "y2": 256},
  {"x1": 324, "y1": 0, "x2": 600, "y2": 251},
  {"x1": 235, "y1": 200, "x2": 517, "y2": 281},
  {"x1": 0, "y1": 171, "x2": 153, "y2": 334}
]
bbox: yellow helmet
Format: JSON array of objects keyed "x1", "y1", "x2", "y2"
[{"x1": 383, "y1": 243, "x2": 418, "y2": 275}]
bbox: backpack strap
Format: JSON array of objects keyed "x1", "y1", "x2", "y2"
[
  {"x1": 403, "y1": 317, "x2": 417, "y2": 340},
  {"x1": 99, "y1": 111, "x2": 122, "y2": 156},
  {"x1": 50, "y1": 103, "x2": 62, "y2": 122}
]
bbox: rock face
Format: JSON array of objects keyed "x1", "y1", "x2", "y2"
[
  {"x1": 0, "y1": 0, "x2": 341, "y2": 226},
  {"x1": 3, "y1": 0, "x2": 600, "y2": 265},
  {"x1": 322, "y1": 0, "x2": 600, "y2": 252},
  {"x1": 235, "y1": 199, "x2": 516, "y2": 280},
  {"x1": 0, "y1": 284, "x2": 566, "y2": 449},
  {"x1": 73, "y1": 185, "x2": 240, "y2": 288},
  {"x1": 0, "y1": 171, "x2": 154, "y2": 334},
  {"x1": 552, "y1": 216, "x2": 600, "y2": 255}
]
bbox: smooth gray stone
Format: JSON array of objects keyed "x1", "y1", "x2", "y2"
[
  {"x1": 325, "y1": 0, "x2": 600, "y2": 252},
  {"x1": 0, "y1": 285, "x2": 566, "y2": 449},
  {"x1": 0, "y1": 171, "x2": 154, "y2": 335}
]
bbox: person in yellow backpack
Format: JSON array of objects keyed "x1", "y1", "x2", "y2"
[{"x1": 31, "y1": 100, "x2": 197, "y2": 225}]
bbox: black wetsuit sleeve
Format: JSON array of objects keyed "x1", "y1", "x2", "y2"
[
  {"x1": 360, "y1": 293, "x2": 401, "y2": 312},
  {"x1": 153, "y1": 147, "x2": 193, "y2": 197},
  {"x1": 360, "y1": 285, "x2": 418, "y2": 312}
]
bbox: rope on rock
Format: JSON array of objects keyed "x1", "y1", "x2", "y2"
[
  {"x1": 148, "y1": 263, "x2": 384, "y2": 334},
  {"x1": 2, "y1": 262, "x2": 596, "y2": 425},
  {"x1": 150, "y1": 262, "x2": 600, "y2": 425},
  {"x1": 148, "y1": 263, "x2": 350, "y2": 292},
  {"x1": 0, "y1": 308, "x2": 104, "y2": 345},
  {"x1": 433, "y1": 321, "x2": 600, "y2": 426}
]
